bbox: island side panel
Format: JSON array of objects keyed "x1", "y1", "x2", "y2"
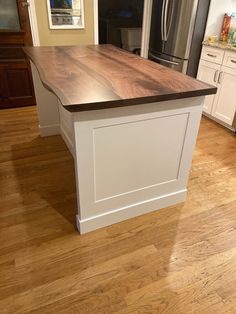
[
  {"x1": 58, "y1": 101, "x2": 75, "y2": 157},
  {"x1": 73, "y1": 97, "x2": 204, "y2": 234},
  {"x1": 30, "y1": 62, "x2": 60, "y2": 137}
]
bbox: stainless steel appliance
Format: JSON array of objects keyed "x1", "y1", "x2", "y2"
[{"x1": 148, "y1": 0, "x2": 210, "y2": 77}]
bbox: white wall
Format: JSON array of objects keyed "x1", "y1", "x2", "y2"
[{"x1": 205, "y1": 0, "x2": 236, "y2": 39}]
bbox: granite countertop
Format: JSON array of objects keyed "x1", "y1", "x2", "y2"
[
  {"x1": 24, "y1": 45, "x2": 216, "y2": 112},
  {"x1": 203, "y1": 41, "x2": 236, "y2": 52}
]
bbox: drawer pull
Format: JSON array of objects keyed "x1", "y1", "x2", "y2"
[
  {"x1": 214, "y1": 70, "x2": 219, "y2": 83},
  {"x1": 207, "y1": 53, "x2": 217, "y2": 58},
  {"x1": 218, "y1": 71, "x2": 223, "y2": 84},
  {"x1": 231, "y1": 59, "x2": 236, "y2": 64}
]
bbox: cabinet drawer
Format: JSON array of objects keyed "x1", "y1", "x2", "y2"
[
  {"x1": 201, "y1": 46, "x2": 224, "y2": 64},
  {"x1": 223, "y1": 51, "x2": 236, "y2": 69}
]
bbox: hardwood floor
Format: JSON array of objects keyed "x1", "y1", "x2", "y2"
[{"x1": 0, "y1": 106, "x2": 235, "y2": 314}]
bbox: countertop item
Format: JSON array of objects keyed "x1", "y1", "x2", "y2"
[
  {"x1": 24, "y1": 45, "x2": 216, "y2": 112},
  {"x1": 202, "y1": 40, "x2": 236, "y2": 52}
]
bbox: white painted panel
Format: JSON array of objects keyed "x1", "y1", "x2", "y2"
[
  {"x1": 59, "y1": 103, "x2": 73, "y2": 140},
  {"x1": 59, "y1": 102, "x2": 74, "y2": 155},
  {"x1": 223, "y1": 51, "x2": 236, "y2": 69},
  {"x1": 212, "y1": 66, "x2": 236, "y2": 125},
  {"x1": 197, "y1": 60, "x2": 220, "y2": 114},
  {"x1": 73, "y1": 97, "x2": 204, "y2": 222},
  {"x1": 31, "y1": 62, "x2": 60, "y2": 136},
  {"x1": 201, "y1": 46, "x2": 224, "y2": 65},
  {"x1": 93, "y1": 114, "x2": 188, "y2": 201}
]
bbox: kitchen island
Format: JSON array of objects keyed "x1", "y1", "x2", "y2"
[{"x1": 24, "y1": 45, "x2": 216, "y2": 234}]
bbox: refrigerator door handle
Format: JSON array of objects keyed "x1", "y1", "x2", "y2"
[
  {"x1": 166, "y1": 0, "x2": 175, "y2": 41},
  {"x1": 164, "y1": 0, "x2": 169, "y2": 41},
  {"x1": 161, "y1": 0, "x2": 167, "y2": 41},
  {"x1": 149, "y1": 52, "x2": 179, "y2": 65}
]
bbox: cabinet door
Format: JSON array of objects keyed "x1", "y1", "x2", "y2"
[
  {"x1": 197, "y1": 60, "x2": 220, "y2": 114},
  {"x1": 0, "y1": 0, "x2": 35, "y2": 109},
  {"x1": 0, "y1": 62, "x2": 35, "y2": 108},
  {"x1": 212, "y1": 66, "x2": 236, "y2": 126}
]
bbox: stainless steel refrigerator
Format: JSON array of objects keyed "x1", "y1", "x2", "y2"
[{"x1": 148, "y1": 0, "x2": 210, "y2": 77}]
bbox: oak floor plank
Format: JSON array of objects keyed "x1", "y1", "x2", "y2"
[{"x1": 0, "y1": 107, "x2": 235, "y2": 313}]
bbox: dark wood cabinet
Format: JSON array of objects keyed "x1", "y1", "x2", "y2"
[
  {"x1": 0, "y1": 0, "x2": 36, "y2": 109},
  {"x1": 0, "y1": 60, "x2": 35, "y2": 108}
]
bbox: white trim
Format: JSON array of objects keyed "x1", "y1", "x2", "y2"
[
  {"x1": 39, "y1": 124, "x2": 60, "y2": 137},
  {"x1": 184, "y1": 0, "x2": 199, "y2": 60},
  {"x1": 93, "y1": 0, "x2": 99, "y2": 44},
  {"x1": 140, "y1": 0, "x2": 153, "y2": 58},
  {"x1": 28, "y1": 0, "x2": 40, "y2": 46},
  {"x1": 77, "y1": 189, "x2": 187, "y2": 234},
  {"x1": 202, "y1": 112, "x2": 236, "y2": 132}
]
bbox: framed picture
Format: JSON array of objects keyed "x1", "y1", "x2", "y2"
[{"x1": 47, "y1": 0, "x2": 85, "y2": 29}]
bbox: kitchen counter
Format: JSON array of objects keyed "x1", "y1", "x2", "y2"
[
  {"x1": 24, "y1": 45, "x2": 215, "y2": 112},
  {"x1": 24, "y1": 45, "x2": 216, "y2": 234},
  {"x1": 203, "y1": 40, "x2": 236, "y2": 52}
]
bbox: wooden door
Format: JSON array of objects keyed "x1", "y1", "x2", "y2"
[
  {"x1": 0, "y1": 0, "x2": 36, "y2": 109},
  {"x1": 197, "y1": 60, "x2": 220, "y2": 114}
]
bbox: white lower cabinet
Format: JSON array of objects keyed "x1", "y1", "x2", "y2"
[
  {"x1": 212, "y1": 66, "x2": 236, "y2": 125},
  {"x1": 197, "y1": 46, "x2": 236, "y2": 130},
  {"x1": 197, "y1": 60, "x2": 220, "y2": 114}
]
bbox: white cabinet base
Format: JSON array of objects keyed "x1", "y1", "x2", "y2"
[
  {"x1": 77, "y1": 189, "x2": 187, "y2": 234},
  {"x1": 73, "y1": 99, "x2": 203, "y2": 234},
  {"x1": 31, "y1": 63, "x2": 204, "y2": 234}
]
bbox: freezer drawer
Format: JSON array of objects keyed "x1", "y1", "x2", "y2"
[{"x1": 149, "y1": 51, "x2": 188, "y2": 73}]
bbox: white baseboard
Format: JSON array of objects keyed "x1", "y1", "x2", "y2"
[
  {"x1": 76, "y1": 189, "x2": 187, "y2": 234},
  {"x1": 202, "y1": 113, "x2": 236, "y2": 132},
  {"x1": 39, "y1": 124, "x2": 60, "y2": 137}
]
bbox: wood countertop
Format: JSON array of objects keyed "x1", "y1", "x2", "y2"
[{"x1": 24, "y1": 45, "x2": 217, "y2": 112}]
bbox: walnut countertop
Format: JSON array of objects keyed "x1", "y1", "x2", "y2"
[{"x1": 24, "y1": 45, "x2": 216, "y2": 112}]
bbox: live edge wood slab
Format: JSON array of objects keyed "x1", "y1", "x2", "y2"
[
  {"x1": 24, "y1": 45, "x2": 217, "y2": 234},
  {"x1": 24, "y1": 45, "x2": 216, "y2": 112}
]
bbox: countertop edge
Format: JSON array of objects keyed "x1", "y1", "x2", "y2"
[
  {"x1": 24, "y1": 46, "x2": 217, "y2": 113},
  {"x1": 65, "y1": 87, "x2": 217, "y2": 112}
]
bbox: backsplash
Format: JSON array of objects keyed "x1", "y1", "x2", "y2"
[{"x1": 205, "y1": 0, "x2": 236, "y2": 39}]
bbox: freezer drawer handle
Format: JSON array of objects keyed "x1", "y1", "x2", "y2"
[
  {"x1": 207, "y1": 53, "x2": 217, "y2": 58},
  {"x1": 149, "y1": 53, "x2": 179, "y2": 65},
  {"x1": 231, "y1": 59, "x2": 236, "y2": 64}
]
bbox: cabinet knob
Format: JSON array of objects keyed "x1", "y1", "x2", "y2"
[
  {"x1": 231, "y1": 59, "x2": 236, "y2": 64},
  {"x1": 214, "y1": 70, "x2": 219, "y2": 83},
  {"x1": 207, "y1": 53, "x2": 217, "y2": 58},
  {"x1": 22, "y1": 1, "x2": 30, "y2": 7}
]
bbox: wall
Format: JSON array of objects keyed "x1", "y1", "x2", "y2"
[
  {"x1": 34, "y1": 0, "x2": 94, "y2": 46},
  {"x1": 205, "y1": 0, "x2": 236, "y2": 39}
]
